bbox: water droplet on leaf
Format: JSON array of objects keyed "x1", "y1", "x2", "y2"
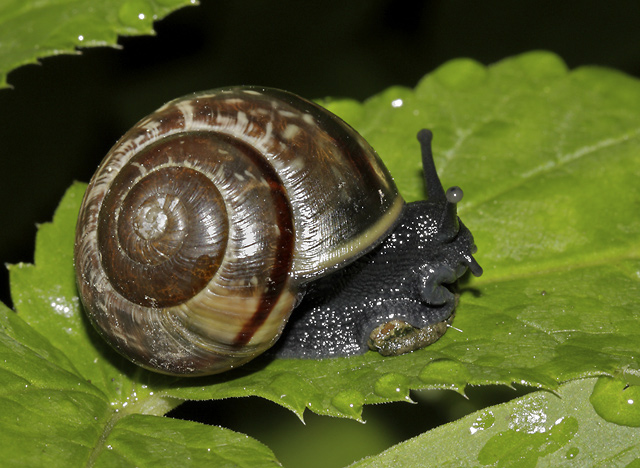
[
  {"x1": 478, "y1": 416, "x2": 577, "y2": 466},
  {"x1": 469, "y1": 410, "x2": 495, "y2": 434},
  {"x1": 119, "y1": 1, "x2": 154, "y2": 28},
  {"x1": 590, "y1": 376, "x2": 640, "y2": 427},
  {"x1": 331, "y1": 390, "x2": 364, "y2": 419},
  {"x1": 418, "y1": 359, "x2": 470, "y2": 393},
  {"x1": 373, "y1": 373, "x2": 411, "y2": 400},
  {"x1": 565, "y1": 447, "x2": 579, "y2": 459}
]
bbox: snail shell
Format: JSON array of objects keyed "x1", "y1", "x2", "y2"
[{"x1": 75, "y1": 86, "x2": 404, "y2": 376}]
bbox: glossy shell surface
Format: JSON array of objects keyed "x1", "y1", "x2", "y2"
[{"x1": 74, "y1": 86, "x2": 403, "y2": 375}]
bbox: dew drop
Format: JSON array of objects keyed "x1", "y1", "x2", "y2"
[
  {"x1": 565, "y1": 447, "x2": 579, "y2": 459},
  {"x1": 118, "y1": 1, "x2": 153, "y2": 28},
  {"x1": 478, "y1": 416, "x2": 577, "y2": 466},
  {"x1": 590, "y1": 376, "x2": 640, "y2": 427},
  {"x1": 469, "y1": 410, "x2": 495, "y2": 435},
  {"x1": 373, "y1": 373, "x2": 411, "y2": 400},
  {"x1": 418, "y1": 359, "x2": 470, "y2": 392},
  {"x1": 331, "y1": 390, "x2": 364, "y2": 419}
]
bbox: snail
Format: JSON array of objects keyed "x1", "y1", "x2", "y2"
[{"x1": 74, "y1": 86, "x2": 483, "y2": 376}]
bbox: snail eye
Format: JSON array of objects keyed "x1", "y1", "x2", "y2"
[{"x1": 445, "y1": 186, "x2": 464, "y2": 204}]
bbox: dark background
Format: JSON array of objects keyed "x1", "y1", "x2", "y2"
[
  {"x1": 1, "y1": 0, "x2": 639, "y2": 306},
  {"x1": 0, "y1": 1, "x2": 639, "y2": 465}
]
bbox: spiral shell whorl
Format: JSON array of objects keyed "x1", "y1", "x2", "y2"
[{"x1": 75, "y1": 87, "x2": 403, "y2": 375}]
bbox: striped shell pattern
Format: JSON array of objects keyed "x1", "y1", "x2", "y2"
[{"x1": 74, "y1": 87, "x2": 404, "y2": 375}]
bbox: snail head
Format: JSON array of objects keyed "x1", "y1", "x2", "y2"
[{"x1": 417, "y1": 129, "x2": 483, "y2": 277}]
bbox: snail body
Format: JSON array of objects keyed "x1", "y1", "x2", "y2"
[{"x1": 75, "y1": 87, "x2": 482, "y2": 376}]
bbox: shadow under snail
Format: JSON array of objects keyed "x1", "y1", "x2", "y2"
[{"x1": 74, "y1": 86, "x2": 483, "y2": 376}]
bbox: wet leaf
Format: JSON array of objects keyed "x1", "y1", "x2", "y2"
[
  {"x1": 0, "y1": 293, "x2": 280, "y2": 466},
  {"x1": 4, "y1": 51, "x2": 640, "y2": 465},
  {"x1": 0, "y1": 0, "x2": 196, "y2": 88},
  {"x1": 351, "y1": 379, "x2": 640, "y2": 467}
]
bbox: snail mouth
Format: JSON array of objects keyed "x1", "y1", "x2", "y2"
[{"x1": 423, "y1": 253, "x2": 482, "y2": 307}]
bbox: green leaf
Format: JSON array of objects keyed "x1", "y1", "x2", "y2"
[
  {"x1": 4, "y1": 51, "x2": 640, "y2": 464},
  {"x1": 93, "y1": 415, "x2": 279, "y2": 467},
  {"x1": 0, "y1": 0, "x2": 197, "y2": 88},
  {"x1": 350, "y1": 378, "x2": 640, "y2": 467},
  {"x1": 172, "y1": 52, "x2": 639, "y2": 417},
  {"x1": 4, "y1": 184, "x2": 280, "y2": 467}
]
